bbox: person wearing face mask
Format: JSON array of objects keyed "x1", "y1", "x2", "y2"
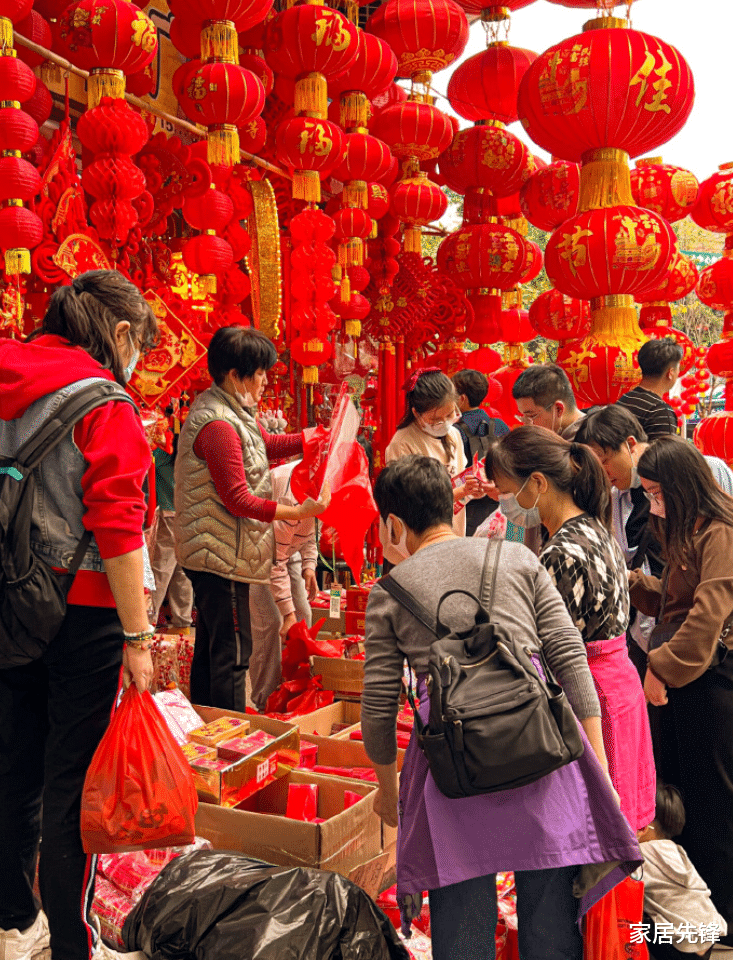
[
  {"x1": 175, "y1": 326, "x2": 329, "y2": 713},
  {"x1": 364, "y1": 455, "x2": 642, "y2": 960},
  {"x1": 384, "y1": 369, "x2": 479, "y2": 561},
  {"x1": 0, "y1": 271, "x2": 160, "y2": 960},
  {"x1": 628, "y1": 437, "x2": 733, "y2": 943},
  {"x1": 487, "y1": 427, "x2": 656, "y2": 833},
  {"x1": 575, "y1": 406, "x2": 733, "y2": 681},
  {"x1": 512, "y1": 364, "x2": 586, "y2": 439}
]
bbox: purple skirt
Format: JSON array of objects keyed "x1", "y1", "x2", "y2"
[{"x1": 397, "y1": 677, "x2": 642, "y2": 933}]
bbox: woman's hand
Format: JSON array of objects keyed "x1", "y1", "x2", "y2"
[
  {"x1": 299, "y1": 482, "x2": 331, "y2": 518},
  {"x1": 123, "y1": 644, "x2": 154, "y2": 693},
  {"x1": 374, "y1": 785, "x2": 399, "y2": 828},
  {"x1": 644, "y1": 668, "x2": 668, "y2": 706}
]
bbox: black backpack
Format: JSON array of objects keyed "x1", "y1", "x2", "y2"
[
  {"x1": 455, "y1": 417, "x2": 495, "y2": 463},
  {"x1": 0, "y1": 381, "x2": 131, "y2": 669},
  {"x1": 380, "y1": 540, "x2": 584, "y2": 799}
]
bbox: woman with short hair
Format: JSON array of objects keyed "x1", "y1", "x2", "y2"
[
  {"x1": 175, "y1": 326, "x2": 327, "y2": 712},
  {"x1": 362, "y1": 454, "x2": 641, "y2": 960},
  {"x1": 630, "y1": 436, "x2": 733, "y2": 940}
]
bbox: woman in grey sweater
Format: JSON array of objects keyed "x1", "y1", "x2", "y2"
[{"x1": 362, "y1": 455, "x2": 642, "y2": 960}]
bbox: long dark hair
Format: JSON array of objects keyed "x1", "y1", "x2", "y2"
[
  {"x1": 637, "y1": 436, "x2": 733, "y2": 568},
  {"x1": 32, "y1": 270, "x2": 158, "y2": 385},
  {"x1": 397, "y1": 368, "x2": 458, "y2": 457},
  {"x1": 486, "y1": 425, "x2": 612, "y2": 529}
]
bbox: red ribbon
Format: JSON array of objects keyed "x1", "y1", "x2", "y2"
[{"x1": 402, "y1": 366, "x2": 442, "y2": 393}]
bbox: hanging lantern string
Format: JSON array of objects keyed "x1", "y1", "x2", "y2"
[{"x1": 12, "y1": 29, "x2": 292, "y2": 182}]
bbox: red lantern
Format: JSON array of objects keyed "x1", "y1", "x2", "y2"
[
  {"x1": 239, "y1": 53, "x2": 274, "y2": 96},
  {"x1": 697, "y1": 257, "x2": 733, "y2": 312},
  {"x1": 0, "y1": 205, "x2": 43, "y2": 259},
  {"x1": 391, "y1": 174, "x2": 448, "y2": 252},
  {"x1": 437, "y1": 224, "x2": 533, "y2": 292},
  {"x1": 454, "y1": 0, "x2": 535, "y2": 15},
  {"x1": 367, "y1": 182, "x2": 390, "y2": 220},
  {"x1": 636, "y1": 251, "x2": 698, "y2": 305},
  {"x1": 438, "y1": 124, "x2": 531, "y2": 197},
  {"x1": 22, "y1": 80, "x2": 53, "y2": 128},
  {"x1": 0, "y1": 107, "x2": 38, "y2": 152},
  {"x1": 183, "y1": 188, "x2": 234, "y2": 232},
  {"x1": 517, "y1": 22, "x2": 694, "y2": 162},
  {"x1": 183, "y1": 233, "x2": 235, "y2": 277},
  {"x1": 275, "y1": 116, "x2": 344, "y2": 203},
  {"x1": 14, "y1": 11, "x2": 53, "y2": 68},
  {"x1": 501, "y1": 307, "x2": 535, "y2": 344},
  {"x1": 239, "y1": 115, "x2": 267, "y2": 154},
  {"x1": 0, "y1": 0, "x2": 33, "y2": 24},
  {"x1": 170, "y1": 0, "x2": 273, "y2": 32},
  {"x1": 372, "y1": 100, "x2": 454, "y2": 162},
  {"x1": 529, "y1": 289, "x2": 591, "y2": 342},
  {"x1": 332, "y1": 133, "x2": 393, "y2": 205},
  {"x1": 630, "y1": 157, "x2": 699, "y2": 224},
  {"x1": 545, "y1": 206, "x2": 676, "y2": 301},
  {"x1": 691, "y1": 164, "x2": 733, "y2": 234},
  {"x1": 366, "y1": 0, "x2": 468, "y2": 84},
  {"x1": 520, "y1": 242, "x2": 543, "y2": 283},
  {"x1": 0, "y1": 56, "x2": 36, "y2": 103},
  {"x1": 333, "y1": 207, "x2": 372, "y2": 241},
  {"x1": 329, "y1": 33, "x2": 397, "y2": 131},
  {"x1": 126, "y1": 66, "x2": 156, "y2": 98},
  {"x1": 520, "y1": 160, "x2": 580, "y2": 232},
  {"x1": 291, "y1": 335, "x2": 334, "y2": 384},
  {"x1": 694, "y1": 413, "x2": 733, "y2": 466},
  {"x1": 447, "y1": 43, "x2": 537, "y2": 124}
]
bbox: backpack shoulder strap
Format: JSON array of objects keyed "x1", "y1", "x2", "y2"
[
  {"x1": 14, "y1": 381, "x2": 132, "y2": 473},
  {"x1": 378, "y1": 573, "x2": 438, "y2": 636},
  {"x1": 481, "y1": 538, "x2": 502, "y2": 617}
]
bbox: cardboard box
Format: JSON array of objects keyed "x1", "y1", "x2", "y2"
[
  {"x1": 292, "y1": 701, "x2": 361, "y2": 738},
  {"x1": 192, "y1": 707, "x2": 299, "y2": 806},
  {"x1": 301, "y1": 733, "x2": 406, "y2": 775},
  {"x1": 310, "y1": 655, "x2": 364, "y2": 701},
  {"x1": 310, "y1": 606, "x2": 346, "y2": 636},
  {"x1": 194, "y1": 769, "x2": 382, "y2": 878}
]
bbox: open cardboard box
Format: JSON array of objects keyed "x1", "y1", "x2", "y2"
[
  {"x1": 310, "y1": 655, "x2": 364, "y2": 701},
  {"x1": 191, "y1": 706, "x2": 299, "y2": 806},
  {"x1": 194, "y1": 768, "x2": 382, "y2": 880},
  {"x1": 292, "y1": 700, "x2": 361, "y2": 738}
]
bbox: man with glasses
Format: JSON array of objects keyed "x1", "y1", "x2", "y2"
[{"x1": 512, "y1": 364, "x2": 586, "y2": 440}]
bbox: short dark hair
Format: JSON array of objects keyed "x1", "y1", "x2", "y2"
[
  {"x1": 35, "y1": 270, "x2": 158, "y2": 385},
  {"x1": 637, "y1": 338, "x2": 684, "y2": 378},
  {"x1": 452, "y1": 369, "x2": 488, "y2": 408},
  {"x1": 512, "y1": 364, "x2": 577, "y2": 411},
  {"x1": 207, "y1": 326, "x2": 277, "y2": 385},
  {"x1": 575, "y1": 405, "x2": 648, "y2": 451},
  {"x1": 373, "y1": 455, "x2": 454, "y2": 534},
  {"x1": 654, "y1": 782, "x2": 686, "y2": 839}
]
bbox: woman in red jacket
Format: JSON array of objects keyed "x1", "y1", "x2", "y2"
[{"x1": 0, "y1": 271, "x2": 158, "y2": 960}]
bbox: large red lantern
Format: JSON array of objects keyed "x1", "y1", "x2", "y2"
[
  {"x1": 631, "y1": 157, "x2": 699, "y2": 224},
  {"x1": 694, "y1": 412, "x2": 733, "y2": 467},
  {"x1": 332, "y1": 134, "x2": 393, "y2": 205},
  {"x1": 366, "y1": 0, "x2": 468, "y2": 86},
  {"x1": 439, "y1": 124, "x2": 532, "y2": 197},
  {"x1": 447, "y1": 43, "x2": 537, "y2": 124},
  {"x1": 517, "y1": 22, "x2": 694, "y2": 163},
  {"x1": 520, "y1": 160, "x2": 580, "y2": 232},
  {"x1": 529, "y1": 289, "x2": 591, "y2": 342},
  {"x1": 169, "y1": 0, "x2": 273, "y2": 34},
  {"x1": 545, "y1": 206, "x2": 676, "y2": 301},
  {"x1": 55, "y1": 0, "x2": 157, "y2": 103}
]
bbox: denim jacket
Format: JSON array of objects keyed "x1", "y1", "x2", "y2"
[{"x1": 0, "y1": 376, "x2": 136, "y2": 573}]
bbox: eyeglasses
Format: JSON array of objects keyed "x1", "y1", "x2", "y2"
[
  {"x1": 520, "y1": 403, "x2": 553, "y2": 425},
  {"x1": 643, "y1": 488, "x2": 664, "y2": 506}
]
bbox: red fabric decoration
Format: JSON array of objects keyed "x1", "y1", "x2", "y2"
[
  {"x1": 366, "y1": 0, "x2": 468, "y2": 82},
  {"x1": 447, "y1": 43, "x2": 537, "y2": 124}
]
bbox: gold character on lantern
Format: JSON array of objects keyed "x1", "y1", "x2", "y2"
[
  {"x1": 312, "y1": 14, "x2": 351, "y2": 53},
  {"x1": 186, "y1": 76, "x2": 207, "y2": 102},
  {"x1": 556, "y1": 226, "x2": 593, "y2": 277},
  {"x1": 540, "y1": 46, "x2": 590, "y2": 115},
  {"x1": 298, "y1": 121, "x2": 333, "y2": 157},
  {"x1": 614, "y1": 215, "x2": 661, "y2": 272},
  {"x1": 131, "y1": 12, "x2": 157, "y2": 53},
  {"x1": 481, "y1": 137, "x2": 514, "y2": 171},
  {"x1": 630, "y1": 47, "x2": 673, "y2": 115},
  {"x1": 712, "y1": 182, "x2": 733, "y2": 218}
]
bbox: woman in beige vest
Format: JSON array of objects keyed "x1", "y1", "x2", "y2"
[
  {"x1": 174, "y1": 327, "x2": 327, "y2": 712},
  {"x1": 383, "y1": 369, "x2": 479, "y2": 564}
]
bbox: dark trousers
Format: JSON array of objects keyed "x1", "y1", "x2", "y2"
[
  {"x1": 0, "y1": 605, "x2": 123, "y2": 960},
  {"x1": 186, "y1": 569, "x2": 252, "y2": 712},
  {"x1": 429, "y1": 866, "x2": 582, "y2": 960},
  {"x1": 659, "y1": 656, "x2": 733, "y2": 941}
]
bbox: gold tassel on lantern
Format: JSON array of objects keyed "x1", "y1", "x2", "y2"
[
  {"x1": 0, "y1": 17, "x2": 12, "y2": 49},
  {"x1": 201, "y1": 21, "x2": 238, "y2": 63},
  {"x1": 340, "y1": 272, "x2": 351, "y2": 303},
  {"x1": 338, "y1": 238, "x2": 363, "y2": 266},
  {"x1": 340, "y1": 92, "x2": 369, "y2": 130},
  {"x1": 294, "y1": 72, "x2": 328, "y2": 119},
  {"x1": 87, "y1": 69, "x2": 125, "y2": 109},
  {"x1": 292, "y1": 170, "x2": 322, "y2": 203},
  {"x1": 343, "y1": 180, "x2": 368, "y2": 210},
  {"x1": 196, "y1": 274, "x2": 218, "y2": 296},
  {"x1": 302, "y1": 366, "x2": 319, "y2": 385},
  {"x1": 403, "y1": 226, "x2": 422, "y2": 255},
  {"x1": 345, "y1": 320, "x2": 361, "y2": 338},
  {"x1": 5, "y1": 249, "x2": 31, "y2": 275},
  {"x1": 208, "y1": 125, "x2": 240, "y2": 167},
  {"x1": 579, "y1": 148, "x2": 634, "y2": 212}
]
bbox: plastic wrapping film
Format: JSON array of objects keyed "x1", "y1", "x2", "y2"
[{"x1": 123, "y1": 850, "x2": 409, "y2": 960}]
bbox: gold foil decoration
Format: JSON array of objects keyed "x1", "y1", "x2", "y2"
[{"x1": 246, "y1": 178, "x2": 282, "y2": 339}]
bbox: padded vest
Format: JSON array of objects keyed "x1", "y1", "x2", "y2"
[{"x1": 174, "y1": 385, "x2": 274, "y2": 584}]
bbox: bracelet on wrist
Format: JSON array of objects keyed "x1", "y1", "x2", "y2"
[
  {"x1": 123, "y1": 626, "x2": 155, "y2": 640},
  {"x1": 123, "y1": 627, "x2": 155, "y2": 651},
  {"x1": 124, "y1": 639, "x2": 153, "y2": 652}
]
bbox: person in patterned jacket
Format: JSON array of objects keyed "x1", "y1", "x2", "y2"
[{"x1": 487, "y1": 426, "x2": 656, "y2": 833}]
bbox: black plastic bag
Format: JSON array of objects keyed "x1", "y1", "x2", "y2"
[{"x1": 123, "y1": 850, "x2": 409, "y2": 960}]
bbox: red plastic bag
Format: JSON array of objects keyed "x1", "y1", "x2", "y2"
[
  {"x1": 583, "y1": 877, "x2": 648, "y2": 960},
  {"x1": 81, "y1": 686, "x2": 198, "y2": 853}
]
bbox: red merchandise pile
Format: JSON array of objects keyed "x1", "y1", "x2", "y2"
[{"x1": 264, "y1": 619, "x2": 344, "y2": 717}]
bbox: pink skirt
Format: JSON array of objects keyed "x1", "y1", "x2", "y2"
[{"x1": 586, "y1": 634, "x2": 656, "y2": 831}]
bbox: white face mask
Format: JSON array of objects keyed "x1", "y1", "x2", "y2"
[
  {"x1": 498, "y1": 477, "x2": 541, "y2": 528},
  {"x1": 122, "y1": 331, "x2": 140, "y2": 383},
  {"x1": 417, "y1": 412, "x2": 459, "y2": 438},
  {"x1": 627, "y1": 443, "x2": 642, "y2": 489},
  {"x1": 379, "y1": 515, "x2": 411, "y2": 561}
]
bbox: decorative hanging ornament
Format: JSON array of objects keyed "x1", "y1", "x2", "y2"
[
  {"x1": 447, "y1": 43, "x2": 537, "y2": 125},
  {"x1": 630, "y1": 156, "x2": 699, "y2": 224}
]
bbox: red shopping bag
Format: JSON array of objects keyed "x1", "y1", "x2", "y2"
[
  {"x1": 81, "y1": 686, "x2": 198, "y2": 854},
  {"x1": 583, "y1": 877, "x2": 648, "y2": 960}
]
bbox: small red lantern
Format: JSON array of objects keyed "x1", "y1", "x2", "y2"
[
  {"x1": 520, "y1": 160, "x2": 580, "y2": 232},
  {"x1": 372, "y1": 100, "x2": 454, "y2": 162},
  {"x1": 691, "y1": 163, "x2": 733, "y2": 234},
  {"x1": 239, "y1": 115, "x2": 267, "y2": 155},
  {"x1": 437, "y1": 224, "x2": 533, "y2": 292},
  {"x1": 636, "y1": 251, "x2": 699, "y2": 305},
  {"x1": 631, "y1": 157, "x2": 699, "y2": 224},
  {"x1": 694, "y1": 413, "x2": 733, "y2": 466},
  {"x1": 545, "y1": 206, "x2": 676, "y2": 301},
  {"x1": 391, "y1": 173, "x2": 448, "y2": 253},
  {"x1": 0, "y1": 55, "x2": 36, "y2": 103},
  {"x1": 329, "y1": 33, "x2": 398, "y2": 131},
  {"x1": 332, "y1": 133, "x2": 393, "y2": 207},
  {"x1": 697, "y1": 257, "x2": 733, "y2": 313},
  {"x1": 275, "y1": 116, "x2": 344, "y2": 203},
  {"x1": 22, "y1": 80, "x2": 53, "y2": 128},
  {"x1": 367, "y1": 182, "x2": 390, "y2": 220},
  {"x1": 290, "y1": 335, "x2": 334, "y2": 385},
  {"x1": 183, "y1": 233, "x2": 235, "y2": 278},
  {"x1": 0, "y1": 106, "x2": 38, "y2": 151},
  {"x1": 529, "y1": 289, "x2": 591, "y2": 342},
  {"x1": 447, "y1": 43, "x2": 537, "y2": 124},
  {"x1": 518, "y1": 22, "x2": 694, "y2": 162},
  {"x1": 438, "y1": 124, "x2": 532, "y2": 197},
  {"x1": 14, "y1": 11, "x2": 53, "y2": 68}
]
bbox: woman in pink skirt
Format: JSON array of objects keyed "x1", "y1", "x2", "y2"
[{"x1": 487, "y1": 426, "x2": 656, "y2": 831}]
